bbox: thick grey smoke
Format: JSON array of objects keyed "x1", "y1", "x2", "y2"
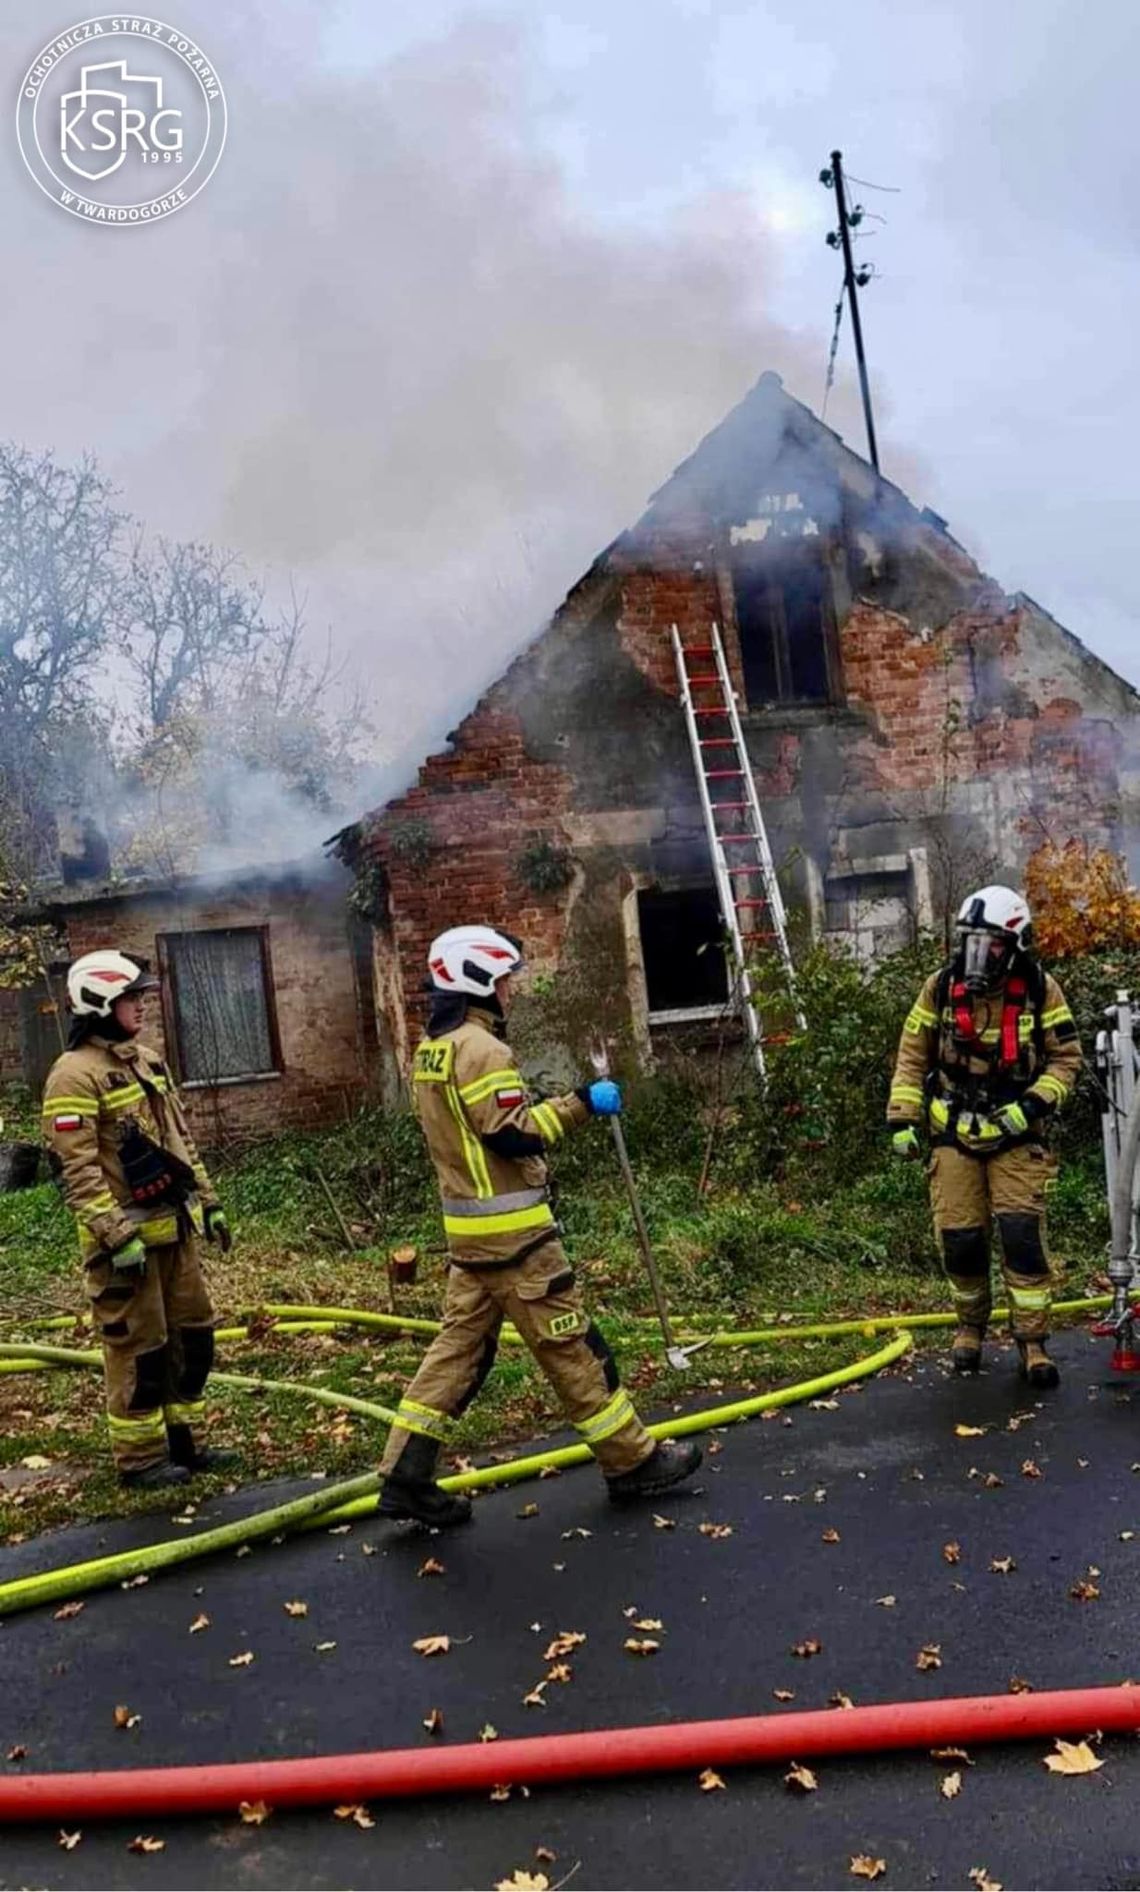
[{"x1": 0, "y1": 3, "x2": 906, "y2": 814}]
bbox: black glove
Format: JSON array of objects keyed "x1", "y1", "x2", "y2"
[{"x1": 204, "y1": 1205, "x2": 232, "y2": 1253}]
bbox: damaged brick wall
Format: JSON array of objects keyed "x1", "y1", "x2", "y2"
[{"x1": 58, "y1": 878, "x2": 372, "y2": 1146}]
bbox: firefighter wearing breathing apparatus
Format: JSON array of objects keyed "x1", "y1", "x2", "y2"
[
  {"x1": 41, "y1": 950, "x2": 238, "y2": 1489},
  {"x1": 378, "y1": 924, "x2": 702, "y2": 1528},
  {"x1": 887, "y1": 886, "x2": 1081, "y2": 1386}
]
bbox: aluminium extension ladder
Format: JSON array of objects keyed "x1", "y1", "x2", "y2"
[{"x1": 671, "y1": 621, "x2": 805, "y2": 1078}]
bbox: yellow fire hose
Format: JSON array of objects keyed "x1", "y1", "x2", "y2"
[{"x1": 0, "y1": 1292, "x2": 1110, "y2": 1618}]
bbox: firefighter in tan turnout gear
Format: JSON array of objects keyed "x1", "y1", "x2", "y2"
[
  {"x1": 379, "y1": 924, "x2": 702, "y2": 1527},
  {"x1": 887, "y1": 886, "x2": 1082, "y2": 1388},
  {"x1": 42, "y1": 950, "x2": 238, "y2": 1489}
]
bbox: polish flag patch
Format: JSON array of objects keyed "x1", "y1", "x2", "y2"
[
  {"x1": 494, "y1": 1087, "x2": 526, "y2": 1110},
  {"x1": 53, "y1": 1113, "x2": 83, "y2": 1132}
]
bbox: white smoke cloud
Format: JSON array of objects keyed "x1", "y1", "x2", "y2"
[{"x1": 0, "y1": 2, "x2": 890, "y2": 823}]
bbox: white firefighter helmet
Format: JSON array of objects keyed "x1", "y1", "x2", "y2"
[
  {"x1": 427, "y1": 925, "x2": 524, "y2": 998},
  {"x1": 66, "y1": 950, "x2": 159, "y2": 1019},
  {"x1": 954, "y1": 885, "x2": 1032, "y2": 991}
]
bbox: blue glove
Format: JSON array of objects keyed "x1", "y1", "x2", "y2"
[{"x1": 583, "y1": 1079, "x2": 622, "y2": 1117}]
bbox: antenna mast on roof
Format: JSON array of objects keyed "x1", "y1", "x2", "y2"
[{"x1": 820, "y1": 149, "x2": 879, "y2": 474}]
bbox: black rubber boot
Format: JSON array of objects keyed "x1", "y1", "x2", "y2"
[
  {"x1": 606, "y1": 1439, "x2": 703, "y2": 1505},
  {"x1": 379, "y1": 1433, "x2": 473, "y2": 1529},
  {"x1": 951, "y1": 1325, "x2": 985, "y2": 1374},
  {"x1": 119, "y1": 1459, "x2": 192, "y2": 1491},
  {"x1": 1017, "y1": 1338, "x2": 1060, "y2": 1389},
  {"x1": 166, "y1": 1424, "x2": 241, "y2": 1474}
]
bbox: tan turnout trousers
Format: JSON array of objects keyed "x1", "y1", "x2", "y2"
[
  {"x1": 83, "y1": 1235, "x2": 216, "y2": 1474},
  {"x1": 379, "y1": 1238, "x2": 653, "y2": 1478},
  {"x1": 929, "y1": 1142, "x2": 1059, "y2": 1341}
]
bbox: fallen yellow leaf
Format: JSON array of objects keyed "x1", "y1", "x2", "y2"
[
  {"x1": 990, "y1": 1557, "x2": 1017, "y2": 1575},
  {"x1": 698, "y1": 1522, "x2": 733, "y2": 1539},
  {"x1": 228, "y1": 1651, "x2": 254, "y2": 1668},
  {"x1": 333, "y1": 1802, "x2": 375, "y2": 1827},
  {"x1": 940, "y1": 1770, "x2": 962, "y2": 1799},
  {"x1": 784, "y1": 1761, "x2": 817, "y2": 1793},
  {"x1": 931, "y1": 1746, "x2": 973, "y2": 1765},
  {"x1": 942, "y1": 1542, "x2": 962, "y2": 1564},
  {"x1": 773, "y1": 1689, "x2": 796, "y2": 1702},
  {"x1": 968, "y1": 1868, "x2": 1003, "y2": 1892},
  {"x1": 523, "y1": 1682, "x2": 548, "y2": 1706},
  {"x1": 652, "y1": 1514, "x2": 676, "y2": 1530},
  {"x1": 1069, "y1": 1579, "x2": 1100, "y2": 1602},
  {"x1": 480, "y1": 1723, "x2": 499, "y2": 1742},
  {"x1": 516, "y1": 1504, "x2": 539, "y2": 1520},
  {"x1": 698, "y1": 1768, "x2": 725, "y2": 1791},
  {"x1": 189, "y1": 1613, "x2": 210, "y2": 1634},
  {"x1": 128, "y1": 1836, "x2": 165, "y2": 1854},
  {"x1": 1008, "y1": 1675, "x2": 1034, "y2": 1693},
  {"x1": 544, "y1": 1631, "x2": 586, "y2": 1661},
  {"x1": 314, "y1": 1640, "x2": 337, "y2": 1653},
  {"x1": 624, "y1": 1638, "x2": 660, "y2": 1656},
  {"x1": 412, "y1": 1636, "x2": 450, "y2": 1657},
  {"x1": 422, "y1": 1708, "x2": 444, "y2": 1735},
  {"x1": 821, "y1": 1528, "x2": 841, "y2": 1544},
  {"x1": 830, "y1": 1692, "x2": 855, "y2": 1710},
  {"x1": 545, "y1": 1663, "x2": 572, "y2": 1684},
  {"x1": 113, "y1": 1705, "x2": 141, "y2": 1730},
  {"x1": 239, "y1": 1800, "x2": 271, "y2": 1825},
  {"x1": 490, "y1": 1784, "x2": 512, "y2": 1803},
  {"x1": 493, "y1": 1873, "x2": 549, "y2": 1891},
  {"x1": 283, "y1": 1600, "x2": 308, "y2": 1618},
  {"x1": 632, "y1": 1617, "x2": 664, "y2": 1631},
  {"x1": 792, "y1": 1638, "x2": 823, "y2": 1658},
  {"x1": 1021, "y1": 1459, "x2": 1043, "y2": 1479},
  {"x1": 916, "y1": 1644, "x2": 942, "y2": 1672},
  {"x1": 418, "y1": 1558, "x2": 446, "y2": 1578},
  {"x1": 850, "y1": 1856, "x2": 886, "y2": 1881},
  {"x1": 875, "y1": 1596, "x2": 897, "y2": 1608},
  {"x1": 1043, "y1": 1738, "x2": 1103, "y2": 1776},
  {"x1": 53, "y1": 1601, "x2": 84, "y2": 1621},
  {"x1": 955, "y1": 1424, "x2": 987, "y2": 1437},
  {"x1": 58, "y1": 1830, "x2": 82, "y2": 1850}
]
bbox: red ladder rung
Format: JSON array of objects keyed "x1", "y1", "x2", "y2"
[
  {"x1": 683, "y1": 644, "x2": 715, "y2": 656},
  {"x1": 694, "y1": 707, "x2": 731, "y2": 716},
  {"x1": 740, "y1": 930, "x2": 779, "y2": 941},
  {"x1": 687, "y1": 674, "x2": 720, "y2": 686},
  {"x1": 734, "y1": 898, "x2": 771, "y2": 909},
  {"x1": 711, "y1": 800, "x2": 749, "y2": 810},
  {"x1": 705, "y1": 768, "x2": 744, "y2": 779},
  {"x1": 725, "y1": 865, "x2": 762, "y2": 875},
  {"x1": 698, "y1": 738, "x2": 736, "y2": 748}
]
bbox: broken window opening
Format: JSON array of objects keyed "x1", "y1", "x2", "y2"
[
  {"x1": 732, "y1": 539, "x2": 836, "y2": 707},
  {"x1": 637, "y1": 885, "x2": 729, "y2": 1020},
  {"x1": 158, "y1": 926, "x2": 281, "y2": 1086}
]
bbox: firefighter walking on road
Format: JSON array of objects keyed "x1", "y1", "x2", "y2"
[
  {"x1": 887, "y1": 886, "x2": 1082, "y2": 1387},
  {"x1": 42, "y1": 950, "x2": 238, "y2": 1489},
  {"x1": 378, "y1": 924, "x2": 702, "y2": 1528}
]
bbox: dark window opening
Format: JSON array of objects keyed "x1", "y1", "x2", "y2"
[
  {"x1": 158, "y1": 927, "x2": 281, "y2": 1085},
  {"x1": 732, "y1": 540, "x2": 835, "y2": 706},
  {"x1": 637, "y1": 886, "x2": 729, "y2": 1016}
]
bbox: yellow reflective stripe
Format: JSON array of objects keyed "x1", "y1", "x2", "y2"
[
  {"x1": 393, "y1": 1398, "x2": 451, "y2": 1442},
  {"x1": 150, "y1": 1074, "x2": 169, "y2": 1092},
  {"x1": 889, "y1": 1085, "x2": 925, "y2": 1106},
  {"x1": 42, "y1": 1096, "x2": 99, "y2": 1117},
  {"x1": 77, "y1": 1193, "x2": 116, "y2": 1223},
  {"x1": 458, "y1": 1068, "x2": 522, "y2": 1106},
  {"x1": 443, "y1": 1203, "x2": 557, "y2": 1239},
  {"x1": 904, "y1": 1004, "x2": 937, "y2": 1033},
  {"x1": 102, "y1": 1085, "x2": 145, "y2": 1111},
  {"x1": 1041, "y1": 1006, "x2": 1073, "y2": 1028},
  {"x1": 444, "y1": 1083, "x2": 493, "y2": 1200},
  {"x1": 1031, "y1": 1073, "x2": 1067, "y2": 1103},
  {"x1": 576, "y1": 1389, "x2": 638, "y2": 1445},
  {"x1": 929, "y1": 1098, "x2": 951, "y2": 1128},
  {"x1": 163, "y1": 1400, "x2": 206, "y2": 1425},
  {"x1": 107, "y1": 1410, "x2": 166, "y2": 1443},
  {"x1": 138, "y1": 1215, "x2": 178, "y2": 1245},
  {"x1": 531, "y1": 1102, "x2": 564, "y2": 1145},
  {"x1": 1006, "y1": 1284, "x2": 1051, "y2": 1310}
]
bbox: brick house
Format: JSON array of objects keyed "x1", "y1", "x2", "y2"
[
  {"x1": 337, "y1": 371, "x2": 1140, "y2": 1074},
  {"x1": 6, "y1": 855, "x2": 392, "y2": 1143}
]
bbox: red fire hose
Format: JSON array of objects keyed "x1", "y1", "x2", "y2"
[{"x1": 3, "y1": 1686, "x2": 1137, "y2": 1823}]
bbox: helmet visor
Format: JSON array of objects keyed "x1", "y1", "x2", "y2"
[{"x1": 960, "y1": 928, "x2": 1012, "y2": 990}]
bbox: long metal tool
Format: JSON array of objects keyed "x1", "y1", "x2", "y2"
[{"x1": 589, "y1": 1040, "x2": 707, "y2": 1371}]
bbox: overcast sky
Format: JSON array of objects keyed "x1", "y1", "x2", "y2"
[{"x1": 2, "y1": 0, "x2": 1136, "y2": 803}]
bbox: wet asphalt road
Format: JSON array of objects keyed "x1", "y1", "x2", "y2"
[{"x1": 3, "y1": 1328, "x2": 1140, "y2": 1890}]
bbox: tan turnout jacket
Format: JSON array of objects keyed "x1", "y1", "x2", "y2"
[
  {"x1": 412, "y1": 1005, "x2": 590, "y2": 1266},
  {"x1": 888, "y1": 968, "x2": 1081, "y2": 1138},
  {"x1": 42, "y1": 1036, "x2": 218, "y2": 1260}
]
